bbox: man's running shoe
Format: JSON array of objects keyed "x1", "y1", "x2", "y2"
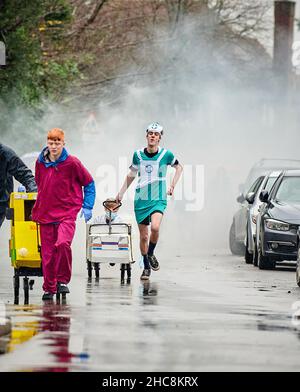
[
  {"x1": 148, "y1": 255, "x2": 160, "y2": 271},
  {"x1": 57, "y1": 282, "x2": 70, "y2": 294},
  {"x1": 42, "y1": 292, "x2": 54, "y2": 301},
  {"x1": 140, "y1": 269, "x2": 151, "y2": 280}
]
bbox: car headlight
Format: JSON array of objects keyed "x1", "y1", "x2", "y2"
[{"x1": 265, "y1": 219, "x2": 290, "y2": 231}]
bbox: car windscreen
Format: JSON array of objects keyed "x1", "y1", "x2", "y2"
[{"x1": 275, "y1": 177, "x2": 300, "y2": 203}]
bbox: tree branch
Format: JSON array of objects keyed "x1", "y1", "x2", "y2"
[{"x1": 68, "y1": 0, "x2": 108, "y2": 37}]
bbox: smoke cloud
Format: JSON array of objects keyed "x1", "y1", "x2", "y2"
[{"x1": 1, "y1": 11, "x2": 300, "y2": 265}]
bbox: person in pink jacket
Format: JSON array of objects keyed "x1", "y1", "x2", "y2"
[{"x1": 32, "y1": 128, "x2": 95, "y2": 301}]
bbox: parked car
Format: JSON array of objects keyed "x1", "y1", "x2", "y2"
[
  {"x1": 239, "y1": 159, "x2": 300, "y2": 198},
  {"x1": 230, "y1": 176, "x2": 264, "y2": 255},
  {"x1": 244, "y1": 171, "x2": 280, "y2": 264},
  {"x1": 296, "y1": 242, "x2": 300, "y2": 287},
  {"x1": 230, "y1": 159, "x2": 300, "y2": 256},
  {"x1": 255, "y1": 170, "x2": 300, "y2": 269}
]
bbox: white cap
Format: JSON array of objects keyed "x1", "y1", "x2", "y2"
[{"x1": 146, "y1": 122, "x2": 164, "y2": 134}]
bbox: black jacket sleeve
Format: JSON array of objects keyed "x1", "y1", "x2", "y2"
[{"x1": 7, "y1": 153, "x2": 37, "y2": 192}]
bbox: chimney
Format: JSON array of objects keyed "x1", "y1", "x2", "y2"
[{"x1": 273, "y1": 1, "x2": 296, "y2": 89}]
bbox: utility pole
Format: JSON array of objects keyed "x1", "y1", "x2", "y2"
[
  {"x1": 0, "y1": 0, "x2": 5, "y2": 66},
  {"x1": 273, "y1": 1, "x2": 296, "y2": 93}
]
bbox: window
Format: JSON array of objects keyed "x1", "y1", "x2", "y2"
[
  {"x1": 275, "y1": 177, "x2": 300, "y2": 203},
  {"x1": 264, "y1": 177, "x2": 277, "y2": 192},
  {"x1": 247, "y1": 176, "x2": 264, "y2": 195}
]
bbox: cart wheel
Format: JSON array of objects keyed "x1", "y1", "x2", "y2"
[
  {"x1": 87, "y1": 261, "x2": 92, "y2": 278},
  {"x1": 94, "y1": 263, "x2": 100, "y2": 279},
  {"x1": 23, "y1": 277, "x2": 29, "y2": 305},
  {"x1": 14, "y1": 275, "x2": 20, "y2": 305},
  {"x1": 126, "y1": 264, "x2": 131, "y2": 284},
  {"x1": 120, "y1": 264, "x2": 126, "y2": 284}
]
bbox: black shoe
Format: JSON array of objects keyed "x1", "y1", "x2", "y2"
[
  {"x1": 148, "y1": 255, "x2": 160, "y2": 271},
  {"x1": 142, "y1": 281, "x2": 150, "y2": 295},
  {"x1": 140, "y1": 269, "x2": 151, "y2": 280},
  {"x1": 42, "y1": 292, "x2": 54, "y2": 301},
  {"x1": 57, "y1": 282, "x2": 70, "y2": 294},
  {"x1": 109, "y1": 263, "x2": 115, "y2": 266}
]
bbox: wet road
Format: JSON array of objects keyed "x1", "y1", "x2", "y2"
[{"x1": 1, "y1": 229, "x2": 300, "y2": 371}]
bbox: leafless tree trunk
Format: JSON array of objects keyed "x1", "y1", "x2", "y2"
[{"x1": 69, "y1": 0, "x2": 109, "y2": 37}]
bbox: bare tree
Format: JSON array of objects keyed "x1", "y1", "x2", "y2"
[
  {"x1": 209, "y1": 0, "x2": 271, "y2": 38},
  {"x1": 68, "y1": 0, "x2": 109, "y2": 37},
  {"x1": 62, "y1": 0, "x2": 273, "y2": 105}
]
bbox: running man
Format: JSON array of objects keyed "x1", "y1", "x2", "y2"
[{"x1": 116, "y1": 122, "x2": 183, "y2": 280}]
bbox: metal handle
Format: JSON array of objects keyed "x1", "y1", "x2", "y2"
[
  {"x1": 102, "y1": 199, "x2": 122, "y2": 211},
  {"x1": 36, "y1": 223, "x2": 41, "y2": 254}
]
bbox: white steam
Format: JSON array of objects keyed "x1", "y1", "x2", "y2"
[{"x1": 1, "y1": 12, "x2": 300, "y2": 262}]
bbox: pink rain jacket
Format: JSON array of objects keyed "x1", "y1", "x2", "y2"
[{"x1": 32, "y1": 155, "x2": 93, "y2": 223}]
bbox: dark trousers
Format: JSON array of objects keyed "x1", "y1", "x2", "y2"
[{"x1": 0, "y1": 204, "x2": 7, "y2": 228}]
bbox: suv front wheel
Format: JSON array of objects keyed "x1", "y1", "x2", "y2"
[{"x1": 258, "y1": 244, "x2": 276, "y2": 270}]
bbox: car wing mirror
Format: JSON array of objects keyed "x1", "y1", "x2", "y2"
[
  {"x1": 236, "y1": 193, "x2": 245, "y2": 203},
  {"x1": 259, "y1": 190, "x2": 269, "y2": 203},
  {"x1": 246, "y1": 192, "x2": 255, "y2": 204}
]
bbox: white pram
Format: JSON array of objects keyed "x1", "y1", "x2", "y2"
[{"x1": 86, "y1": 201, "x2": 135, "y2": 283}]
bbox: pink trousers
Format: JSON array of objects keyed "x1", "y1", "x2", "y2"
[{"x1": 40, "y1": 221, "x2": 76, "y2": 293}]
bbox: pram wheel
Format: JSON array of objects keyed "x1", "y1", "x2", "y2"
[
  {"x1": 94, "y1": 263, "x2": 100, "y2": 279},
  {"x1": 13, "y1": 275, "x2": 20, "y2": 305},
  {"x1": 120, "y1": 264, "x2": 131, "y2": 284},
  {"x1": 120, "y1": 264, "x2": 126, "y2": 284},
  {"x1": 23, "y1": 277, "x2": 29, "y2": 305},
  {"x1": 87, "y1": 261, "x2": 92, "y2": 278},
  {"x1": 126, "y1": 264, "x2": 131, "y2": 284}
]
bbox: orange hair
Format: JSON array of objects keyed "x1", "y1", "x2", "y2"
[{"x1": 47, "y1": 128, "x2": 65, "y2": 141}]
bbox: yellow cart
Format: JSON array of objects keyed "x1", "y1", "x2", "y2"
[{"x1": 7, "y1": 192, "x2": 42, "y2": 304}]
